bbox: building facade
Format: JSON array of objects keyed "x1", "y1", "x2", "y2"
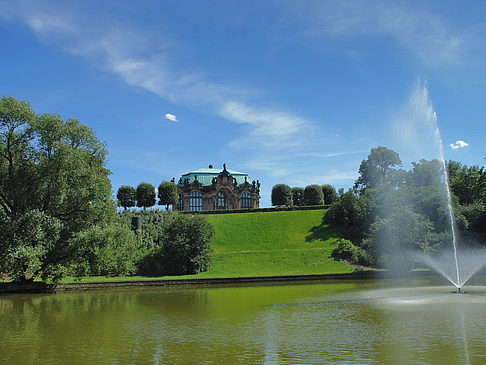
[{"x1": 177, "y1": 164, "x2": 260, "y2": 211}]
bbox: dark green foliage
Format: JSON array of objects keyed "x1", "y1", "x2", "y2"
[
  {"x1": 119, "y1": 210, "x2": 214, "y2": 276},
  {"x1": 330, "y1": 239, "x2": 370, "y2": 266},
  {"x1": 291, "y1": 187, "x2": 305, "y2": 206},
  {"x1": 304, "y1": 185, "x2": 324, "y2": 205},
  {"x1": 70, "y1": 219, "x2": 138, "y2": 277},
  {"x1": 321, "y1": 184, "x2": 338, "y2": 205},
  {"x1": 271, "y1": 184, "x2": 293, "y2": 206},
  {"x1": 408, "y1": 159, "x2": 442, "y2": 187},
  {"x1": 401, "y1": 185, "x2": 450, "y2": 232},
  {"x1": 446, "y1": 161, "x2": 486, "y2": 236},
  {"x1": 137, "y1": 213, "x2": 214, "y2": 276},
  {"x1": 117, "y1": 185, "x2": 136, "y2": 209},
  {"x1": 136, "y1": 182, "x2": 156, "y2": 209},
  {"x1": 448, "y1": 161, "x2": 486, "y2": 205},
  {"x1": 0, "y1": 210, "x2": 62, "y2": 282},
  {"x1": 0, "y1": 96, "x2": 115, "y2": 282},
  {"x1": 459, "y1": 202, "x2": 486, "y2": 233},
  {"x1": 326, "y1": 191, "x2": 371, "y2": 243},
  {"x1": 158, "y1": 180, "x2": 179, "y2": 210},
  {"x1": 159, "y1": 214, "x2": 213, "y2": 275},
  {"x1": 120, "y1": 209, "x2": 176, "y2": 253}
]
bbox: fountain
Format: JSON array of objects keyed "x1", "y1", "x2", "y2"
[
  {"x1": 436, "y1": 120, "x2": 461, "y2": 291},
  {"x1": 429, "y1": 110, "x2": 462, "y2": 292},
  {"x1": 409, "y1": 85, "x2": 486, "y2": 293}
]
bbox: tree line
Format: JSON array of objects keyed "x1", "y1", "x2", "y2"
[
  {"x1": 324, "y1": 146, "x2": 486, "y2": 271},
  {"x1": 0, "y1": 96, "x2": 212, "y2": 283}
]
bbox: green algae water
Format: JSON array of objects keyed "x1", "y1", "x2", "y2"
[{"x1": 2, "y1": 278, "x2": 486, "y2": 364}]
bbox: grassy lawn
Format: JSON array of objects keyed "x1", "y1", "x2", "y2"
[
  {"x1": 200, "y1": 209, "x2": 353, "y2": 277},
  {"x1": 59, "y1": 209, "x2": 355, "y2": 283}
]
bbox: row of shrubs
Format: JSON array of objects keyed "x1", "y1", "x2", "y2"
[
  {"x1": 271, "y1": 184, "x2": 340, "y2": 207},
  {"x1": 181, "y1": 205, "x2": 330, "y2": 215},
  {"x1": 117, "y1": 181, "x2": 178, "y2": 210}
]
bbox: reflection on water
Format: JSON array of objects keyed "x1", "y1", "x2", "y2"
[{"x1": 1, "y1": 278, "x2": 486, "y2": 364}]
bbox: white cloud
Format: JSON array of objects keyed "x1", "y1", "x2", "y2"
[
  {"x1": 450, "y1": 140, "x2": 469, "y2": 150},
  {"x1": 164, "y1": 113, "x2": 178, "y2": 122}
]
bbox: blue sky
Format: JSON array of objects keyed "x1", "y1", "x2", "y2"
[{"x1": 1, "y1": 1, "x2": 485, "y2": 207}]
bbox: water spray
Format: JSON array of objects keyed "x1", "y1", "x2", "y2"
[{"x1": 433, "y1": 111, "x2": 461, "y2": 288}]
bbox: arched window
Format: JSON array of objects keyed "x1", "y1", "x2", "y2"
[
  {"x1": 216, "y1": 191, "x2": 227, "y2": 210},
  {"x1": 240, "y1": 192, "x2": 251, "y2": 209},
  {"x1": 177, "y1": 194, "x2": 184, "y2": 211},
  {"x1": 190, "y1": 191, "x2": 202, "y2": 211}
]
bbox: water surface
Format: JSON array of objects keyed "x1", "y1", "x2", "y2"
[{"x1": 1, "y1": 277, "x2": 486, "y2": 364}]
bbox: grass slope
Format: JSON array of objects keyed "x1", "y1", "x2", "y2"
[
  {"x1": 56, "y1": 209, "x2": 355, "y2": 283},
  {"x1": 193, "y1": 209, "x2": 354, "y2": 278}
]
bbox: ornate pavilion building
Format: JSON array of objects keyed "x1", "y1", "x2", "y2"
[{"x1": 176, "y1": 164, "x2": 260, "y2": 211}]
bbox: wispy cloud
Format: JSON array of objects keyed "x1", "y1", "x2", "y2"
[
  {"x1": 164, "y1": 113, "x2": 178, "y2": 122},
  {"x1": 221, "y1": 101, "x2": 311, "y2": 149},
  {"x1": 287, "y1": 0, "x2": 466, "y2": 67},
  {"x1": 296, "y1": 150, "x2": 368, "y2": 159},
  {"x1": 450, "y1": 140, "x2": 469, "y2": 150}
]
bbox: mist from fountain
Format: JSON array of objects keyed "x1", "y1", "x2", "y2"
[{"x1": 417, "y1": 249, "x2": 486, "y2": 289}]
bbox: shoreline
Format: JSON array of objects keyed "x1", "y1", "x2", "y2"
[{"x1": 0, "y1": 270, "x2": 437, "y2": 294}]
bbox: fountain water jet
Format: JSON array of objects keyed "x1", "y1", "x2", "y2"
[
  {"x1": 432, "y1": 110, "x2": 461, "y2": 289},
  {"x1": 421, "y1": 107, "x2": 486, "y2": 291}
]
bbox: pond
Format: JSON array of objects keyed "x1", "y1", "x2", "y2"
[{"x1": 1, "y1": 277, "x2": 486, "y2": 364}]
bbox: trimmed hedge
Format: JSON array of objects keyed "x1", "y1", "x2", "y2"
[{"x1": 180, "y1": 205, "x2": 330, "y2": 215}]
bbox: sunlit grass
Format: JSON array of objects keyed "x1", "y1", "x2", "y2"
[{"x1": 58, "y1": 209, "x2": 355, "y2": 283}]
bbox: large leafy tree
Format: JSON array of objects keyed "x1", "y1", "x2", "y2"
[
  {"x1": 0, "y1": 96, "x2": 114, "y2": 282},
  {"x1": 136, "y1": 182, "x2": 156, "y2": 209},
  {"x1": 158, "y1": 180, "x2": 178, "y2": 210},
  {"x1": 354, "y1": 146, "x2": 403, "y2": 193},
  {"x1": 117, "y1": 185, "x2": 136, "y2": 210}
]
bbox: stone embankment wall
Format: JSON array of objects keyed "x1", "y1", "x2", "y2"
[{"x1": 1, "y1": 272, "x2": 379, "y2": 294}]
